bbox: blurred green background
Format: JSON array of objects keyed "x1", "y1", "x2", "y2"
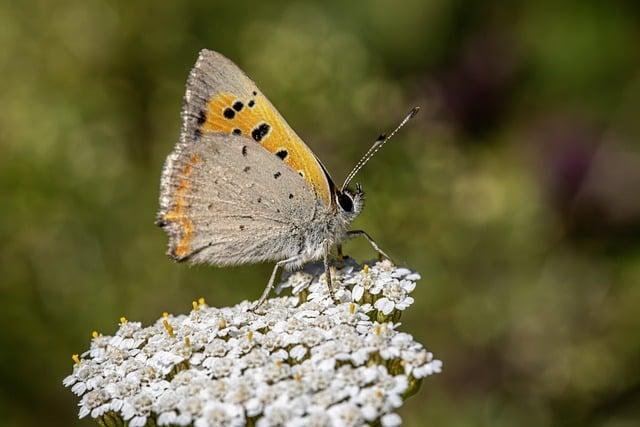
[{"x1": 2, "y1": 0, "x2": 640, "y2": 426}]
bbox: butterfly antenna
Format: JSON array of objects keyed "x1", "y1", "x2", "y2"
[{"x1": 341, "y1": 107, "x2": 420, "y2": 191}]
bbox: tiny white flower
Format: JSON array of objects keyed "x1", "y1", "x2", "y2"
[
  {"x1": 328, "y1": 402, "x2": 364, "y2": 427},
  {"x1": 225, "y1": 377, "x2": 254, "y2": 405},
  {"x1": 289, "y1": 344, "x2": 307, "y2": 361},
  {"x1": 358, "y1": 366, "x2": 379, "y2": 385},
  {"x1": 79, "y1": 389, "x2": 110, "y2": 419},
  {"x1": 157, "y1": 411, "x2": 178, "y2": 425},
  {"x1": 300, "y1": 328, "x2": 324, "y2": 347},
  {"x1": 178, "y1": 396, "x2": 204, "y2": 419},
  {"x1": 349, "y1": 348, "x2": 370, "y2": 366},
  {"x1": 287, "y1": 411, "x2": 332, "y2": 427},
  {"x1": 270, "y1": 349, "x2": 289, "y2": 361},
  {"x1": 190, "y1": 352, "x2": 205, "y2": 365},
  {"x1": 413, "y1": 359, "x2": 443, "y2": 378},
  {"x1": 242, "y1": 348, "x2": 269, "y2": 369},
  {"x1": 195, "y1": 401, "x2": 244, "y2": 427},
  {"x1": 256, "y1": 395, "x2": 296, "y2": 427}
]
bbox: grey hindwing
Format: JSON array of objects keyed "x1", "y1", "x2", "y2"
[{"x1": 158, "y1": 133, "x2": 321, "y2": 266}]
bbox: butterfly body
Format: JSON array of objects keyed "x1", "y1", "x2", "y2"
[{"x1": 158, "y1": 49, "x2": 406, "y2": 307}]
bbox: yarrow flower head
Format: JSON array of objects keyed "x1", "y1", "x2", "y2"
[{"x1": 64, "y1": 259, "x2": 442, "y2": 426}]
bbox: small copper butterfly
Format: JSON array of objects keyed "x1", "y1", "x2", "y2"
[{"x1": 157, "y1": 50, "x2": 418, "y2": 308}]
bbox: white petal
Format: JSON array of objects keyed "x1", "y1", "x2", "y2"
[
  {"x1": 318, "y1": 358, "x2": 336, "y2": 371},
  {"x1": 245, "y1": 398, "x2": 262, "y2": 417},
  {"x1": 352, "y1": 285, "x2": 364, "y2": 302},
  {"x1": 62, "y1": 375, "x2": 77, "y2": 387},
  {"x1": 157, "y1": 411, "x2": 177, "y2": 425},
  {"x1": 392, "y1": 268, "x2": 412, "y2": 278},
  {"x1": 401, "y1": 280, "x2": 416, "y2": 292},
  {"x1": 78, "y1": 406, "x2": 90, "y2": 419},
  {"x1": 361, "y1": 404, "x2": 378, "y2": 421},
  {"x1": 350, "y1": 349, "x2": 370, "y2": 366},
  {"x1": 110, "y1": 399, "x2": 123, "y2": 411},
  {"x1": 381, "y1": 413, "x2": 402, "y2": 427},
  {"x1": 130, "y1": 415, "x2": 147, "y2": 427},
  {"x1": 121, "y1": 402, "x2": 135, "y2": 420},
  {"x1": 396, "y1": 297, "x2": 414, "y2": 310},
  {"x1": 71, "y1": 382, "x2": 87, "y2": 396},
  {"x1": 375, "y1": 298, "x2": 395, "y2": 315}
]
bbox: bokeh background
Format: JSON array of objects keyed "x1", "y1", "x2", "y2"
[{"x1": 2, "y1": 0, "x2": 640, "y2": 426}]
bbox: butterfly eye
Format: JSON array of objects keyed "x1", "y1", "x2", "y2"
[{"x1": 337, "y1": 192, "x2": 354, "y2": 212}]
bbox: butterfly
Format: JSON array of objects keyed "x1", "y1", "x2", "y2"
[{"x1": 156, "y1": 49, "x2": 418, "y2": 308}]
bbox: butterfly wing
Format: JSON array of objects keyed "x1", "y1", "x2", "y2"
[
  {"x1": 179, "y1": 49, "x2": 334, "y2": 206},
  {"x1": 158, "y1": 133, "x2": 322, "y2": 265}
]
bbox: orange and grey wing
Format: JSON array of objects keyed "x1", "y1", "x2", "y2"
[
  {"x1": 157, "y1": 133, "x2": 320, "y2": 264},
  {"x1": 178, "y1": 49, "x2": 333, "y2": 206}
]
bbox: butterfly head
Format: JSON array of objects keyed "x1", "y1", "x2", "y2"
[{"x1": 336, "y1": 183, "x2": 364, "y2": 220}]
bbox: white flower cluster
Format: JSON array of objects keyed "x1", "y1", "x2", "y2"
[{"x1": 64, "y1": 259, "x2": 442, "y2": 427}]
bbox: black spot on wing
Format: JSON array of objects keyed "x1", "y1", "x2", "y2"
[
  {"x1": 252, "y1": 123, "x2": 271, "y2": 142},
  {"x1": 289, "y1": 193, "x2": 294, "y2": 199},
  {"x1": 239, "y1": 225, "x2": 245, "y2": 230},
  {"x1": 194, "y1": 128, "x2": 202, "y2": 140},
  {"x1": 223, "y1": 108, "x2": 235, "y2": 119},
  {"x1": 276, "y1": 149, "x2": 288, "y2": 160},
  {"x1": 242, "y1": 146, "x2": 247, "y2": 156},
  {"x1": 248, "y1": 100, "x2": 255, "y2": 107},
  {"x1": 233, "y1": 101, "x2": 244, "y2": 112},
  {"x1": 197, "y1": 110, "x2": 207, "y2": 125},
  {"x1": 233, "y1": 128, "x2": 242, "y2": 135},
  {"x1": 274, "y1": 172, "x2": 281, "y2": 179},
  {"x1": 243, "y1": 166, "x2": 251, "y2": 172},
  {"x1": 252, "y1": 91, "x2": 257, "y2": 96}
]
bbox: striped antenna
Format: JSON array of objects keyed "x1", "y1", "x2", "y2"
[{"x1": 341, "y1": 107, "x2": 420, "y2": 191}]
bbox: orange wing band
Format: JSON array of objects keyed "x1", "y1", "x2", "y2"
[
  {"x1": 201, "y1": 92, "x2": 330, "y2": 205},
  {"x1": 163, "y1": 154, "x2": 202, "y2": 258}
]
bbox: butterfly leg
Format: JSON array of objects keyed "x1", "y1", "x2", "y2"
[
  {"x1": 346, "y1": 230, "x2": 394, "y2": 263},
  {"x1": 323, "y1": 240, "x2": 337, "y2": 301},
  {"x1": 252, "y1": 255, "x2": 302, "y2": 311},
  {"x1": 335, "y1": 243, "x2": 348, "y2": 268}
]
